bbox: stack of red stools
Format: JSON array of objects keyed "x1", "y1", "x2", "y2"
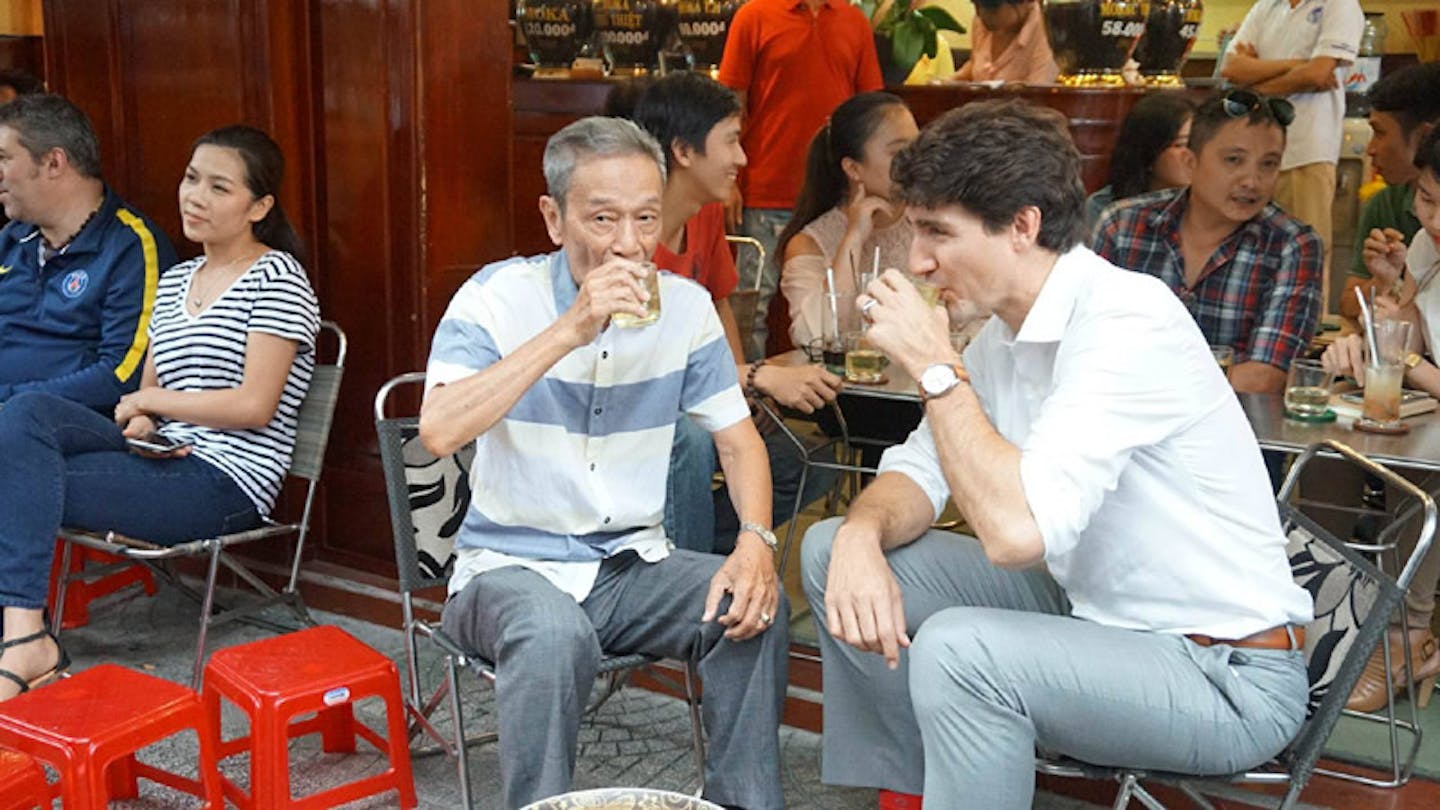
[
  {"x1": 0, "y1": 664, "x2": 223, "y2": 808},
  {"x1": 203, "y1": 624, "x2": 417, "y2": 808}
]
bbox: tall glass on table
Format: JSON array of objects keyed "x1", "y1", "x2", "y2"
[{"x1": 1360, "y1": 319, "x2": 1413, "y2": 430}]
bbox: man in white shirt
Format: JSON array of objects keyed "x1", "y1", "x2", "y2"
[
  {"x1": 800, "y1": 99, "x2": 1314, "y2": 809},
  {"x1": 1221, "y1": 0, "x2": 1362, "y2": 276}
]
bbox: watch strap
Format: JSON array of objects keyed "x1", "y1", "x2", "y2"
[
  {"x1": 1405, "y1": 351, "x2": 1424, "y2": 370},
  {"x1": 739, "y1": 521, "x2": 778, "y2": 551}
]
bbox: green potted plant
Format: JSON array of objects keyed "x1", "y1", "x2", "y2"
[{"x1": 856, "y1": 0, "x2": 965, "y2": 84}]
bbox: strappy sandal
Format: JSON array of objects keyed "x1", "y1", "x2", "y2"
[{"x1": 0, "y1": 629, "x2": 71, "y2": 697}]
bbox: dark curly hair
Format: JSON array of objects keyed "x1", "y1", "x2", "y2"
[{"x1": 891, "y1": 98, "x2": 1086, "y2": 252}]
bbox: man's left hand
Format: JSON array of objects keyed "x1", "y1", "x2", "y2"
[
  {"x1": 703, "y1": 532, "x2": 780, "y2": 641},
  {"x1": 858, "y1": 269, "x2": 955, "y2": 379}
]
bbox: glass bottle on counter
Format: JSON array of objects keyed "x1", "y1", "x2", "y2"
[{"x1": 1345, "y1": 12, "x2": 1386, "y2": 115}]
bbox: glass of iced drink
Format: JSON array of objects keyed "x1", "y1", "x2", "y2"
[
  {"x1": 844, "y1": 331, "x2": 886, "y2": 384},
  {"x1": 1360, "y1": 319, "x2": 1412, "y2": 429},
  {"x1": 1284, "y1": 359, "x2": 1333, "y2": 420},
  {"x1": 612, "y1": 261, "x2": 660, "y2": 328}
]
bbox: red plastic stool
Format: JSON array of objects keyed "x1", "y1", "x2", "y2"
[
  {"x1": 47, "y1": 538, "x2": 157, "y2": 630},
  {"x1": 0, "y1": 664, "x2": 223, "y2": 809},
  {"x1": 0, "y1": 747, "x2": 51, "y2": 810},
  {"x1": 203, "y1": 625, "x2": 417, "y2": 809}
]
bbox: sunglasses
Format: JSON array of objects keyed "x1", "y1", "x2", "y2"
[{"x1": 1219, "y1": 88, "x2": 1296, "y2": 128}]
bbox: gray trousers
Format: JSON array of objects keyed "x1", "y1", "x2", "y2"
[
  {"x1": 801, "y1": 518, "x2": 1309, "y2": 810},
  {"x1": 442, "y1": 549, "x2": 789, "y2": 810}
]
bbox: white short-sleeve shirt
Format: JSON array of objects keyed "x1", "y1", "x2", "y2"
[
  {"x1": 1229, "y1": 0, "x2": 1363, "y2": 170},
  {"x1": 879, "y1": 246, "x2": 1314, "y2": 639},
  {"x1": 1405, "y1": 233, "x2": 1440, "y2": 356}
]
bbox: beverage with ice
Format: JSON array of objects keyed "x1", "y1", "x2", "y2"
[
  {"x1": 845, "y1": 349, "x2": 886, "y2": 383},
  {"x1": 1283, "y1": 386, "x2": 1330, "y2": 417},
  {"x1": 612, "y1": 261, "x2": 661, "y2": 328},
  {"x1": 1363, "y1": 363, "x2": 1405, "y2": 426}
]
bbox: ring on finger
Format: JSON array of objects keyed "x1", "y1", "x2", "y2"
[
  {"x1": 860, "y1": 298, "x2": 878, "y2": 317},
  {"x1": 760, "y1": 611, "x2": 773, "y2": 625}
]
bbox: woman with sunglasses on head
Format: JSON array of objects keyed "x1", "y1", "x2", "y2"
[
  {"x1": 1085, "y1": 94, "x2": 1197, "y2": 230},
  {"x1": 0, "y1": 125, "x2": 320, "y2": 699},
  {"x1": 1093, "y1": 90, "x2": 1322, "y2": 397},
  {"x1": 1322, "y1": 129, "x2": 1440, "y2": 712}
]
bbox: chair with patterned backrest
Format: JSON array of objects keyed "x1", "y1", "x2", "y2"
[
  {"x1": 1035, "y1": 439, "x2": 1437, "y2": 810},
  {"x1": 52, "y1": 320, "x2": 347, "y2": 688},
  {"x1": 374, "y1": 372, "x2": 707, "y2": 809}
]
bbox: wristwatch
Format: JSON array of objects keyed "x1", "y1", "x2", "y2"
[
  {"x1": 918, "y1": 363, "x2": 969, "y2": 404},
  {"x1": 1405, "y1": 352, "x2": 1424, "y2": 370},
  {"x1": 739, "y1": 521, "x2": 778, "y2": 552}
]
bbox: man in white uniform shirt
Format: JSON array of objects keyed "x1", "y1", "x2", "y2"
[
  {"x1": 1222, "y1": 0, "x2": 1362, "y2": 275},
  {"x1": 800, "y1": 99, "x2": 1314, "y2": 809}
]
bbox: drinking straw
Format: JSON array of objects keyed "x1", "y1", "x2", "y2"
[
  {"x1": 825, "y1": 266, "x2": 840, "y2": 345},
  {"x1": 872, "y1": 245, "x2": 881, "y2": 280},
  {"x1": 1355, "y1": 286, "x2": 1380, "y2": 364}
]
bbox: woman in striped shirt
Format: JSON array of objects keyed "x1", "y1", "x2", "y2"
[{"x1": 0, "y1": 125, "x2": 320, "y2": 699}]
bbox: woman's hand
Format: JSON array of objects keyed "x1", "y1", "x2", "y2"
[
  {"x1": 120, "y1": 413, "x2": 158, "y2": 439},
  {"x1": 1322, "y1": 333, "x2": 1367, "y2": 386},
  {"x1": 842, "y1": 182, "x2": 893, "y2": 248},
  {"x1": 754, "y1": 363, "x2": 843, "y2": 414},
  {"x1": 114, "y1": 389, "x2": 155, "y2": 428},
  {"x1": 1362, "y1": 228, "x2": 1408, "y2": 287}
]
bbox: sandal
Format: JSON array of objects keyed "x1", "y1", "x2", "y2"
[{"x1": 0, "y1": 629, "x2": 70, "y2": 697}]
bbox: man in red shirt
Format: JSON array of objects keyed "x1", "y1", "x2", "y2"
[
  {"x1": 720, "y1": 0, "x2": 883, "y2": 358},
  {"x1": 631, "y1": 72, "x2": 844, "y2": 555}
]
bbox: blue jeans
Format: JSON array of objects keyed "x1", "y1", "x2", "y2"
[
  {"x1": 738, "y1": 208, "x2": 792, "y2": 361},
  {"x1": 665, "y1": 415, "x2": 837, "y2": 554},
  {"x1": 0, "y1": 392, "x2": 261, "y2": 609}
]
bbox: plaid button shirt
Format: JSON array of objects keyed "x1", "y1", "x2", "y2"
[{"x1": 1091, "y1": 188, "x2": 1323, "y2": 370}]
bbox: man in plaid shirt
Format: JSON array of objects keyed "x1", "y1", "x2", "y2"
[{"x1": 1093, "y1": 93, "x2": 1323, "y2": 394}]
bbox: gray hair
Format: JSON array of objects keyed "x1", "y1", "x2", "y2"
[
  {"x1": 0, "y1": 94, "x2": 103, "y2": 180},
  {"x1": 543, "y1": 116, "x2": 666, "y2": 210}
]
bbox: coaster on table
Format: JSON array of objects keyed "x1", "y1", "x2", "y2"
[
  {"x1": 1354, "y1": 418, "x2": 1410, "y2": 435},
  {"x1": 1284, "y1": 408, "x2": 1337, "y2": 424}
]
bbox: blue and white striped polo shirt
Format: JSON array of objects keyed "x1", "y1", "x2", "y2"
[{"x1": 426, "y1": 251, "x2": 749, "y2": 600}]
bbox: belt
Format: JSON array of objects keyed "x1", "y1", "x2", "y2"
[{"x1": 1187, "y1": 625, "x2": 1305, "y2": 651}]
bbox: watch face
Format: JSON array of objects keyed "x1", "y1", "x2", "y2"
[{"x1": 921, "y1": 364, "x2": 957, "y2": 394}]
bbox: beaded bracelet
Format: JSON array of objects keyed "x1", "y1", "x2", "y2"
[{"x1": 745, "y1": 359, "x2": 765, "y2": 398}]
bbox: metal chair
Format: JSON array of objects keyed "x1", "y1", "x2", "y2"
[
  {"x1": 1035, "y1": 439, "x2": 1437, "y2": 809},
  {"x1": 374, "y1": 372, "x2": 706, "y2": 809},
  {"x1": 724, "y1": 235, "x2": 765, "y2": 360},
  {"x1": 52, "y1": 321, "x2": 348, "y2": 687}
]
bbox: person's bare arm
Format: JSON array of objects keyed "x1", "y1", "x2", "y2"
[
  {"x1": 1252, "y1": 56, "x2": 1341, "y2": 96},
  {"x1": 823, "y1": 471, "x2": 940, "y2": 668},
  {"x1": 1229, "y1": 361, "x2": 1286, "y2": 394},
  {"x1": 703, "y1": 418, "x2": 780, "y2": 642}
]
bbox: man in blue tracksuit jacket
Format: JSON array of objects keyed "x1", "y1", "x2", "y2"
[{"x1": 0, "y1": 94, "x2": 176, "y2": 412}]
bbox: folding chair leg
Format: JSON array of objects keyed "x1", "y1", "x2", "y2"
[
  {"x1": 445, "y1": 655, "x2": 474, "y2": 810},
  {"x1": 192, "y1": 542, "x2": 224, "y2": 687},
  {"x1": 684, "y1": 660, "x2": 706, "y2": 794},
  {"x1": 52, "y1": 539, "x2": 75, "y2": 634},
  {"x1": 1178, "y1": 782, "x2": 1219, "y2": 810}
]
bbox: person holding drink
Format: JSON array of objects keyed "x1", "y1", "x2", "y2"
[
  {"x1": 420, "y1": 116, "x2": 788, "y2": 810},
  {"x1": 1321, "y1": 129, "x2": 1440, "y2": 712}
]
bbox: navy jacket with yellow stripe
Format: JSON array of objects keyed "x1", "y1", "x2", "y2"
[{"x1": 0, "y1": 187, "x2": 176, "y2": 411}]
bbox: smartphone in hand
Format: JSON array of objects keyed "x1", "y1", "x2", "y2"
[{"x1": 126, "y1": 432, "x2": 193, "y2": 455}]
